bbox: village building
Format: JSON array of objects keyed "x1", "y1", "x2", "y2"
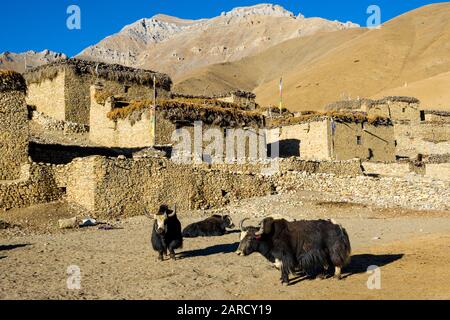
[
  {"x1": 24, "y1": 58, "x2": 172, "y2": 126},
  {"x1": 89, "y1": 84, "x2": 266, "y2": 161},
  {"x1": 266, "y1": 113, "x2": 396, "y2": 162},
  {"x1": 172, "y1": 91, "x2": 257, "y2": 111},
  {"x1": 423, "y1": 110, "x2": 450, "y2": 123},
  {"x1": 216, "y1": 91, "x2": 257, "y2": 110},
  {"x1": 0, "y1": 70, "x2": 29, "y2": 180},
  {"x1": 362, "y1": 96, "x2": 421, "y2": 123}
]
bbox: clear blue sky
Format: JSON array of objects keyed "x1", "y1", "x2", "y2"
[{"x1": 0, "y1": 0, "x2": 443, "y2": 56}]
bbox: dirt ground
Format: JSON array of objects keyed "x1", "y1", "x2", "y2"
[{"x1": 1, "y1": 190, "x2": 450, "y2": 300}]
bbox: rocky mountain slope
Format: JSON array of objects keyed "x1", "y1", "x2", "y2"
[
  {"x1": 0, "y1": 50, "x2": 67, "y2": 73},
  {"x1": 176, "y1": 3, "x2": 450, "y2": 112},
  {"x1": 77, "y1": 4, "x2": 359, "y2": 78}
]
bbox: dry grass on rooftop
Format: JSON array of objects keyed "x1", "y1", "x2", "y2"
[
  {"x1": 268, "y1": 111, "x2": 392, "y2": 127},
  {"x1": 24, "y1": 58, "x2": 172, "y2": 90},
  {"x1": 107, "y1": 98, "x2": 265, "y2": 128}
]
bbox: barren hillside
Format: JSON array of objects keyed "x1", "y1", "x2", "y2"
[
  {"x1": 77, "y1": 4, "x2": 359, "y2": 78},
  {"x1": 176, "y1": 3, "x2": 450, "y2": 111},
  {"x1": 174, "y1": 28, "x2": 367, "y2": 95},
  {"x1": 254, "y1": 3, "x2": 450, "y2": 111}
]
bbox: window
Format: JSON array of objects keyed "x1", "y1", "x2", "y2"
[
  {"x1": 420, "y1": 111, "x2": 425, "y2": 121},
  {"x1": 402, "y1": 108, "x2": 406, "y2": 113},
  {"x1": 356, "y1": 136, "x2": 362, "y2": 145},
  {"x1": 124, "y1": 85, "x2": 130, "y2": 93}
]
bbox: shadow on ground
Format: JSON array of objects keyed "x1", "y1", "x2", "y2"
[
  {"x1": 345, "y1": 253, "x2": 404, "y2": 276},
  {"x1": 180, "y1": 242, "x2": 239, "y2": 259},
  {"x1": 0, "y1": 244, "x2": 31, "y2": 252},
  {"x1": 287, "y1": 253, "x2": 404, "y2": 285}
]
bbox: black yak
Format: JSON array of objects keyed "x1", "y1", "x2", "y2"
[
  {"x1": 182, "y1": 215, "x2": 235, "y2": 238},
  {"x1": 236, "y1": 218, "x2": 351, "y2": 285},
  {"x1": 148, "y1": 205, "x2": 183, "y2": 261}
]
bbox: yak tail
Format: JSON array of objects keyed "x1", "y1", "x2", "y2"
[{"x1": 330, "y1": 224, "x2": 352, "y2": 267}]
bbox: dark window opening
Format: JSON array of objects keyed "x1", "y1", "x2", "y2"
[
  {"x1": 356, "y1": 136, "x2": 362, "y2": 145},
  {"x1": 420, "y1": 110, "x2": 425, "y2": 121},
  {"x1": 402, "y1": 108, "x2": 406, "y2": 113},
  {"x1": 417, "y1": 154, "x2": 423, "y2": 162},
  {"x1": 394, "y1": 140, "x2": 398, "y2": 147},
  {"x1": 124, "y1": 85, "x2": 131, "y2": 93},
  {"x1": 368, "y1": 148, "x2": 374, "y2": 160}
]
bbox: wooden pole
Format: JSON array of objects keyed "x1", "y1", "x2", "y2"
[{"x1": 152, "y1": 75, "x2": 157, "y2": 145}]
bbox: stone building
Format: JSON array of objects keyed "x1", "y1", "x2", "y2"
[
  {"x1": 24, "y1": 58, "x2": 172, "y2": 126},
  {"x1": 172, "y1": 91, "x2": 257, "y2": 110},
  {"x1": 0, "y1": 70, "x2": 29, "y2": 180},
  {"x1": 216, "y1": 91, "x2": 257, "y2": 110},
  {"x1": 423, "y1": 110, "x2": 450, "y2": 123},
  {"x1": 89, "y1": 85, "x2": 266, "y2": 161},
  {"x1": 266, "y1": 113, "x2": 395, "y2": 161},
  {"x1": 326, "y1": 96, "x2": 421, "y2": 123},
  {"x1": 362, "y1": 96, "x2": 421, "y2": 123}
]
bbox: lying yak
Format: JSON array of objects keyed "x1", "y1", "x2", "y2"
[
  {"x1": 147, "y1": 205, "x2": 183, "y2": 261},
  {"x1": 236, "y1": 217, "x2": 351, "y2": 285},
  {"x1": 182, "y1": 215, "x2": 235, "y2": 238}
]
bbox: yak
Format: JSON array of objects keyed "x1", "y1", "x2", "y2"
[
  {"x1": 236, "y1": 217, "x2": 351, "y2": 285},
  {"x1": 182, "y1": 215, "x2": 235, "y2": 238},
  {"x1": 148, "y1": 205, "x2": 183, "y2": 261}
]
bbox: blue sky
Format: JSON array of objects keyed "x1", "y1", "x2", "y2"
[{"x1": 0, "y1": 0, "x2": 443, "y2": 56}]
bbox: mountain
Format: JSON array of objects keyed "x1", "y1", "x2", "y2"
[
  {"x1": 252, "y1": 2, "x2": 450, "y2": 111},
  {"x1": 77, "y1": 4, "x2": 359, "y2": 78},
  {"x1": 173, "y1": 28, "x2": 367, "y2": 96},
  {"x1": 0, "y1": 50, "x2": 67, "y2": 73}
]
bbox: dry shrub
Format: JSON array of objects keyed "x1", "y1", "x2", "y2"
[{"x1": 94, "y1": 90, "x2": 114, "y2": 105}]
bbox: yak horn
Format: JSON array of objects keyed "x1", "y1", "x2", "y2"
[
  {"x1": 168, "y1": 204, "x2": 177, "y2": 217},
  {"x1": 239, "y1": 218, "x2": 249, "y2": 232},
  {"x1": 143, "y1": 208, "x2": 153, "y2": 219},
  {"x1": 255, "y1": 221, "x2": 264, "y2": 236}
]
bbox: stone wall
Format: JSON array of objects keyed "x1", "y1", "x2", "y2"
[
  {"x1": 424, "y1": 113, "x2": 450, "y2": 123},
  {"x1": 27, "y1": 70, "x2": 171, "y2": 126},
  {"x1": 31, "y1": 110, "x2": 89, "y2": 135},
  {"x1": 333, "y1": 122, "x2": 396, "y2": 162},
  {"x1": 266, "y1": 120, "x2": 331, "y2": 159},
  {"x1": 425, "y1": 163, "x2": 450, "y2": 182},
  {"x1": 0, "y1": 90, "x2": 29, "y2": 180},
  {"x1": 362, "y1": 162, "x2": 413, "y2": 177},
  {"x1": 277, "y1": 171, "x2": 449, "y2": 211},
  {"x1": 395, "y1": 123, "x2": 450, "y2": 158},
  {"x1": 366, "y1": 100, "x2": 421, "y2": 123},
  {"x1": 60, "y1": 156, "x2": 275, "y2": 217},
  {"x1": 266, "y1": 119, "x2": 395, "y2": 162},
  {"x1": 89, "y1": 89, "x2": 156, "y2": 148},
  {"x1": 0, "y1": 163, "x2": 64, "y2": 210},
  {"x1": 26, "y1": 72, "x2": 66, "y2": 121}
]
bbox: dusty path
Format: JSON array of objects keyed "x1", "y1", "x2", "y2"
[{"x1": 1, "y1": 191, "x2": 450, "y2": 300}]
